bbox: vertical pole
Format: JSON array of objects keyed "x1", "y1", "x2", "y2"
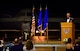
[{"x1": 47, "y1": 24, "x2": 48, "y2": 43}]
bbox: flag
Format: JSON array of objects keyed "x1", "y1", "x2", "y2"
[
  {"x1": 31, "y1": 6, "x2": 35, "y2": 36},
  {"x1": 43, "y1": 6, "x2": 48, "y2": 36},
  {"x1": 43, "y1": 5, "x2": 48, "y2": 42},
  {"x1": 37, "y1": 6, "x2": 42, "y2": 32}
]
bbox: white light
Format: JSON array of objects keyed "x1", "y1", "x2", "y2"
[
  {"x1": 41, "y1": 30, "x2": 44, "y2": 33},
  {"x1": 36, "y1": 30, "x2": 39, "y2": 33}
]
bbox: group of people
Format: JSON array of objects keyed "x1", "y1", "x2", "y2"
[
  {"x1": 66, "y1": 36, "x2": 80, "y2": 51},
  {"x1": 0, "y1": 36, "x2": 36, "y2": 51}
]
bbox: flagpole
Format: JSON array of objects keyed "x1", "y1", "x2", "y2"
[
  {"x1": 40, "y1": 4, "x2": 42, "y2": 44},
  {"x1": 47, "y1": 23, "x2": 48, "y2": 43},
  {"x1": 39, "y1": 4, "x2": 42, "y2": 36},
  {"x1": 31, "y1": 5, "x2": 35, "y2": 36},
  {"x1": 46, "y1": 5, "x2": 48, "y2": 43}
]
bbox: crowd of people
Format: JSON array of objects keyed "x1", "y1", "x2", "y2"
[
  {"x1": 0, "y1": 36, "x2": 36, "y2": 51},
  {"x1": 66, "y1": 36, "x2": 80, "y2": 51}
]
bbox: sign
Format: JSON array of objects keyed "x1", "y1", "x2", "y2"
[{"x1": 64, "y1": 28, "x2": 70, "y2": 34}]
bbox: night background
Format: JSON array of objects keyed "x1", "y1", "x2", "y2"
[{"x1": 0, "y1": 0, "x2": 80, "y2": 18}]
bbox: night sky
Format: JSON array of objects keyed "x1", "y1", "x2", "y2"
[{"x1": 0, "y1": 0, "x2": 80, "y2": 18}]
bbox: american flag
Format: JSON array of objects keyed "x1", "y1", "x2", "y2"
[{"x1": 31, "y1": 6, "x2": 35, "y2": 36}]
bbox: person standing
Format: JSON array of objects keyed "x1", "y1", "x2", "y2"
[{"x1": 66, "y1": 12, "x2": 74, "y2": 23}]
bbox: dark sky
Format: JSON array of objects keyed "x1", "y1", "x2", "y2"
[{"x1": 0, "y1": 0, "x2": 80, "y2": 17}]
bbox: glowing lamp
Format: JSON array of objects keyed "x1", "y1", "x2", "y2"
[
  {"x1": 36, "y1": 30, "x2": 39, "y2": 33},
  {"x1": 41, "y1": 30, "x2": 44, "y2": 33}
]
